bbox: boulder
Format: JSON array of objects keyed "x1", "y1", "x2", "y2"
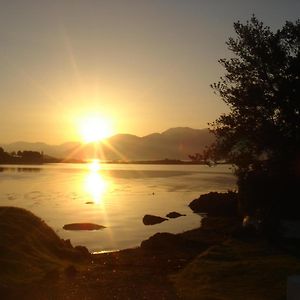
[
  {"x1": 141, "y1": 232, "x2": 199, "y2": 251},
  {"x1": 143, "y1": 214, "x2": 168, "y2": 225},
  {"x1": 166, "y1": 211, "x2": 186, "y2": 219},
  {"x1": 141, "y1": 233, "x2": 183, "y2": 250},
  {"x1": 189, "y1": 191, "x2": 238, "y2": 216}
]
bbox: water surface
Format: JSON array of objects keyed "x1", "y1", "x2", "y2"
[{"x1": 0, "y1": 163, "x2": 236, "y2": 252}]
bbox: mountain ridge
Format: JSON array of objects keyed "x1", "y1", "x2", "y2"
[{"x1": 1, "y1": 127, "x2": 214, "y2": 161}]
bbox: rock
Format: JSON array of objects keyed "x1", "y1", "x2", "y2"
[
  {"x1": 166, "y1": 211, "x2": 186, "y2": 219},
  {"x1": 142, "y1": 214, "x2": 168, "y2": 225},
  {"x1": 141, "y1": 233, "x2": 183, "y2": 249},
  {"x1": 63, "y1": 223, "x2": 106, "y2": 231},
  {"x1": 189, "y1": 191, "x2": 238, "y2": 216},
  {"x1": 85, "y1": 201, "x2": 94, "y2": 204},
  {"x1": 141, "y1": 232, "x2": 199, "y2": 251}
]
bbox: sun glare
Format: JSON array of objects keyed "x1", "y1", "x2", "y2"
[
  {"x1": 84, "y1": 159, "x2": 108, "y2": 204},
  {"x1": 79, "y1": 115, "x2": 113, "y2": 143},
  {"x1": 88, "y1": 159, "x2": 101, "y2": 172}
]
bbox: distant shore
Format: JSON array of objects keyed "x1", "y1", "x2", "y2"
[
  {"x1": 1, "y1": 144, "x2": 226, "y2": 165},
  {"x1": 0, "y1": 158, "x2": 229, "y2": 165}
]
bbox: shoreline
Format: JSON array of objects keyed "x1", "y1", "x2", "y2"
[
  {"x1": 2, "y1": 193, "x2": 300, "y2": 299},
  {"x1": 0, "y1": 205, "x2": 235, "y2": 298},
  {"x1": 0, "y1": 160, "x2": 214, "y2": 165},
  {"x1": 0, "y1": 204, "x2": 239, "y2": 299}
]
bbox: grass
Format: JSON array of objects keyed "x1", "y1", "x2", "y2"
[
  {"x1": 173, "y1": 238, "x2": 300, "y2": 300},
  {"x1": 0, "y1": 207, "x2": 88, "y2": 287}
]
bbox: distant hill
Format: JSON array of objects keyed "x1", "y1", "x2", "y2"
[{"x1": 1, "y1": 127, "x2": 214, "y2": 161}]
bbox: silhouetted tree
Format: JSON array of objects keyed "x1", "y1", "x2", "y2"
[
  {"x1": 188, "y1": 149, "x2": 216, "y2": 166},
  {"x1": 10, "y1": 151, "x2": 16, "y2": 157},
  {"x1": 210, "y1": 16, "x2": 300, "y2": 225},
  {"x1": 0, "y1": 147, "x2": 10, "y2": 163},
  {"x1": 18, "y1": 151, "x2": 43, "y2": 163},
  {"x1": 0, "y1": 149, "x2": 43, "y2": 164},
  {"x1": 188, "y1": 153, "x2": 203, "y2": 162}
]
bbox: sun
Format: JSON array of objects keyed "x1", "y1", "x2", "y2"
[{"x1": 78, "y1": 115, "x2": 114, "y2": 143}]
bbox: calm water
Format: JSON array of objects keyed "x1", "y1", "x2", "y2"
[{"x1": 0, "y1": 163, "x2": 236, "y2": 252}]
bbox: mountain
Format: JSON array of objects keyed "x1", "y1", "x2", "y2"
[{"x1": 0, "y1": 127, "x2": 214, "y2": 161}]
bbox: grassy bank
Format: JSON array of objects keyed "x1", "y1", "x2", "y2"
[
  {"x1": 173, "y1": 238, "x2": 300, "y2": 300},
  {"x1": 0, "y1": 207, "x2": 89, "y2": 288}
]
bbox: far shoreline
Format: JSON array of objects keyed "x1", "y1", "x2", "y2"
[{"x1": 0, "y1": 159, "x2": 231, "y2": 165}]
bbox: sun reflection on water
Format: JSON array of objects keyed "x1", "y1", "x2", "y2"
[
  {"x1": 88, "y1": 159, "x2": 101, "y2": 172},
  {"x1": 84, "y1": 159, "x2": 109, "y2": 204}
]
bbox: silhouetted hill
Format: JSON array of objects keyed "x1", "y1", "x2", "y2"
[{"x1": 1, "y1": 127, "x2": 214, "y2": 161}]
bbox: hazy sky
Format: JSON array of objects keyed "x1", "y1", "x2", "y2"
[{"x1": 0, "y1": 0, "x2": 299, "y2": 143}]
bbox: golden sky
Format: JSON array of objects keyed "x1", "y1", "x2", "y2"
[{"x1": 0, "y1": 0, "x2": 299, "y2": 144}]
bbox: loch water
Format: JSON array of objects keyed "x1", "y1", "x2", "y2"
[{"x1": 0, "y1": 163, "x2": 236, "y2": 252}]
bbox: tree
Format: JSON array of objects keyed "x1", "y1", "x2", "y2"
[
  {"x1": 0, "y1": 147, "x2": 10, "y2": 163},
  {"x1": 18, "y1": 151, "x2": 43, "y2": 163},
  {"x1": 210, "y1": 16, "x2": 300, "y2": 223}
]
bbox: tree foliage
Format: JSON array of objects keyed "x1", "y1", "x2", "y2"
[
  {"x1": 0, "y1": 148, "x2": 43, "y2": 164},
  {"x1": 210, "y1": 16, "x2": 300, "y2": 220}
]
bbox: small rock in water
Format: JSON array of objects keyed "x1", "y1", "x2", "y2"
[
  {"x1": 85, "y1": 201, "x2": 94, "y2": 204},
  {"x1": 143, "y1": 214, "x2": 168, "y2": 225},
  {"x1": 166, "y1": 211, "x2": 186, "y2": 219},
  {"x1": 63, "y1": 223, "x2": 106, "y2": 231}
]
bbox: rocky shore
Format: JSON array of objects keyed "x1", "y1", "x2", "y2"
[{"x1": 1, "y1": 192, "x2": 300, "y2": 299}]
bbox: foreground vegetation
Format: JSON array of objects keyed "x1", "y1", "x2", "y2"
[
  {"x1": 0, "y1": 207, "x2": 89, "y2": 288},
  {"x1": 174, "y1": 238, "x2": 300, "y2": 300}
]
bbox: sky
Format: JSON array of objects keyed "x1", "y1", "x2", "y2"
[{"x1": 0, "y1": 0, "x2": 299, "y2": 144}]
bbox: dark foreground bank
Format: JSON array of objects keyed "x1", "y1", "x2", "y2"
[{"x1": 1, "y1": 194, "x2": 300, "y2": 300}]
